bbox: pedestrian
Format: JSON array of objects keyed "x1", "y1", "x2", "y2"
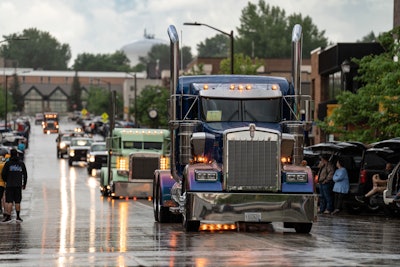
[
  {"x1": 331, "y1": 158, "x2": 349, "y2": 215},
  {"x1": 1, "y1": 148, "x2": 28, "y2": 223},
  {"x1": 0, "y1": 154, "x2": 8, "y2": 215},
  {"x1": 355, "y1": 162, "x2": 393, "y2": 203},
  {"x1": 317, "y1": 154, "x2": 335, "y2": 214}
]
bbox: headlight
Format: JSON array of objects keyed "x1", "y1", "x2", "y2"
[
  {"x1": 89, "y1": 155, "x2": 95, "y2": 162},
  {"x1": 195, "y1": 170, "x2": 218, "y2": 182},
  {"x1": 160, "y1": 156, "x2": 170, "y2": 170},
  {"x1": 116, "y1": 156, "x2": 129, "y2": 171},
  {"x1": 60, "y1": 142, "x2": 66, "y2": 149},
  {"x1": 285, "y1": 172, "x2": 308, "y2": 183},
  {"x1": 69, "y1": 149, "x2": 75, "y2": 157}
]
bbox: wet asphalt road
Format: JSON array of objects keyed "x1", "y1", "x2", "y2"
[{"x1": 1, "y1": 119, "x2": 400, "y2": 266}]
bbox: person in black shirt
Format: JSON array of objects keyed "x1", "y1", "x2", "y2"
[{"x1": 1, "y1": 149, "x2": 27, "y2": 223}]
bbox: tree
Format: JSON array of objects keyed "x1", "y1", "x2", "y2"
[
  {"x1": 0, "y1": 28, "x2": 71, "y2": 70},
  {"x1": 132, "y1": 85, "x2": 169, "y2": 128},
  {"x1": 357, "y1": 31, "x2": 378, "y2": 43},
  {"x1": 219, "y1": 53, "x2": 263, "y2": 74},
  {"x1": 235, "y1": 0, "x2": 328, "y2": 59},
  {"x1": 86, "y1": 86, "x2": 112, "y2": 116},
  {"x1": 69, "y1": 73, "x2": 82, "y2": 111},
  {"x1": 9, "y1": 74, "x2": 24, "y2": 112},
  {"x1": 287, "y1": 13, "x2": 329, "y2": 59},
  {"x1": 318, "y1": 27, "x2": 400, "y2": 143},
  {"x1": 73, "y1": 51, "x2": 132, "y2": 72},
  {"x1": 139, "y1": 44, "x2": 193, "y2": 76},
  {"x1": 197, "y1": 34, "x2": 230, "y2": 57}
]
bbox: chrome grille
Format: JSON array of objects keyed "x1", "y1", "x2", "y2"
[{"x1": 225, "y1": 130, "x2": 280, "y2": 191}]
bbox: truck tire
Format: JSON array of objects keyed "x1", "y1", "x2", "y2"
[
  {"x1": 182, "y1": 195, "x2": 200, "y2": 232},
  {"x1": 155, "y1": 180, "x2": 171, "y2": 223},
  {"x1": 99, "y1": 171, "x2": 109, "y2": 196}
]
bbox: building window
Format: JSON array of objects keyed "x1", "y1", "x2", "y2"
[{"x1": 328, "y1": 71, "x2": 342, "y2": 99}]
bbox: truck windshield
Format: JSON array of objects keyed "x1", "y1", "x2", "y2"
[
  {"x1": 201, "y1": 98, "x2": 281, "y2": 122},
  {"x1": 123, "y1": 141, "x2": 162, "y2": 150}
]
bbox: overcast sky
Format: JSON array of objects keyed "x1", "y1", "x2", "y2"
[{"x1": 0, "y1": 0, "x2": 394, "y2": 66}]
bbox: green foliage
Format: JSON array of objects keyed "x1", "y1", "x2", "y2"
[
  {"x1": 318, "y1": 27, "x2": 400, "y2": 143},
  {"x1": 197, "y1": 34, "x2": 230, "y2": 57},
  {"x1": 0, "y1": 28, "x2": 71, "y2": 70},
  {"x1": 235, "y1": 0, "x2": 328, "y2": 59},
  {"x1": 8, "y1": 74, "x2": 23, "y2": 112},
  {"x1": 219, "y1": 53, "x2": 263, "y2": 74},
  {"x1": 86, "y1": 86, "x2": 112, "y2": 116},
  {"x1": 73, "y1": 50, "x2": 132, "y2": 72},
  {"x1": 69, "y1": 73, "x2": 82, "y2": 111},
  {"x1": 357, "y1": 31, "x2": 378, "y2": 43},
  {"x1": 139, "y1": 44, "x2": 193, "y2": 72},
  {"x1": 132, "y1": 85, "x2": 169, "y2": 128},
  {"x1": 0, "y1": 87, "x2": 13, "y2": 118}
]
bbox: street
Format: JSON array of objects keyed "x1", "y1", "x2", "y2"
[{"x1": 1, "y1": 118, "x2": 400, "y2": 266}]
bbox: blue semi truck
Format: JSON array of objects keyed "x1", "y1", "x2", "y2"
[{"x1": 152, "y1": 24, "x2": 317, "y2": 233}]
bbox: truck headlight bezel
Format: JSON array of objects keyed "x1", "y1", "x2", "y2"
[
  {"x1": 285, "y1": 172, "x2": 308, "y2": 183},
  {"x1": 195, "y1": 170, "x2": 218, "y2": 182}
]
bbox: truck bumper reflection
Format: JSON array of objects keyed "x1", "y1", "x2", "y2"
[{"x1": 186, "y1": 192, "x2": 317, "y2": 223}]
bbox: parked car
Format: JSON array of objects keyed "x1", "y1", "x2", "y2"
[
  {"x1": 86, "y1": 141, "x2": 107, "y2": 175},
  {"x1": 355, "y1": 139, "x2": 400, "y2": 212},
  {"x1": 68, "y1": 137, "x2": 94, "y2": 166},
  {"x1": 305, "y1": 141, "x2": 366, "y2": 213}
]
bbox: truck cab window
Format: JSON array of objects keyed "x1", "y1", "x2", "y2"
[{"x1": 201, "y1": 97, "x2": 281, "y2": 122}]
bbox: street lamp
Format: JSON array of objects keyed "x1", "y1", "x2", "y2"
[
  {"x1": 184, "y1": 22, "x2": 234, "y2": 74},
  {"x1": 0, "y1": 36, "x2": 29, "y2": 45},
  {"x1": 341, "y1": 59, "x2": 351, "y2": 91}
]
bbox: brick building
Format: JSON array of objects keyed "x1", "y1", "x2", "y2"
[{"x1": 0, "y1": 69, "x2": 161, "y2": 121}]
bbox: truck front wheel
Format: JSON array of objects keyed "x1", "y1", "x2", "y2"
[{"x1": 155, "y1": 180, "x2": 171, "y2": 223}]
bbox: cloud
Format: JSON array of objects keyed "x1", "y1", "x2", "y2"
[{"x1": 0, "y1": 0, "x2": 394, "y2": 67}]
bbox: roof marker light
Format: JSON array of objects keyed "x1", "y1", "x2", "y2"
[
  {"x1": 271, "y1": 84, "x2": 279, "y2": 90},
  {"x1": 246, "y1": 84, "x2": 252, "y2": 90},
  {"x1": 203, "y1": 84, "x2": 209, "y2": 90},
  {"x1": 229, "y1": 84, "x2": 235, "y2": 90}
]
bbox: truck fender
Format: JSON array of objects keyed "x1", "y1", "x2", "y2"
[
  {"x1": 155, "y1": 170, "x2": 175, "y2": 202},
  {"x1": 100, "y1": 167, "x2": 109, "y2": 187}
]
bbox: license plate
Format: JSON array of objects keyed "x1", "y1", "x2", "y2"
[{"x1": 245, "y1": 212, "x2": 261, "y2": 222}]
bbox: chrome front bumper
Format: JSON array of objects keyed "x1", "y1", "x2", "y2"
[
  {"x1": 186, "y1": 192, "x2": 317, "y2": 223},
  {"x1": 113, "y1": 180, "x2": 153, "y2": 198}
]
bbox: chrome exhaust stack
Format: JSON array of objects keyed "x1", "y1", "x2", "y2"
[
  {"x1": 289, "y1": 24, "x2": 305, "y2": 165},
  {"x1": 167, "y1": 25, "x2": 180, "y2": 182}
]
